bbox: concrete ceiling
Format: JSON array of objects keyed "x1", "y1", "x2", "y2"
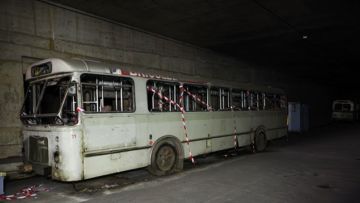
[{"x1": 47, "y1": 0, "x2": 360, "y2": 86}]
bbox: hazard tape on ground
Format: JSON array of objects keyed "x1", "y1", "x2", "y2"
[{"x1": 0, "y1": 184, "x2": 49, "y2": 201}]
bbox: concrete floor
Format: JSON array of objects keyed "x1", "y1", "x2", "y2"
[{"x1": 2, "y1": 123, "x2": 360, "y2": 202}]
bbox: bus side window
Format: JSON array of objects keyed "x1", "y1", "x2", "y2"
[
  {"x1": 210, "y1": 88, "x2": 220, "y2": 110},
  {"x1": 183, "y1": 84, "x2": 208, "y2": 112},
  {"x1": 231, "y1": 89, "x2": 242, "y2": 110},
  {"x1": 259, "y1": 92, "x2": 266, "y2": 110},
  {"x1": 245, "y1": 90, "x2": 251, "y2": 110},
  {"x1": 80, "y1": 74, "x2": 135, "y2": 113},
  {"x1": 221, "y1": 88, "x2": 230, "y2": 110},
  {"x1": 274, "y1": 94, "x2": 281, "y2": 110},
  {"x1": 147, "y1": 80, "x2": 179, "y2": 112},
  {"x1": 236, "y1": 90, "x2": 249, "y2": 110},
  {"x1": 249, "y1": 91, "x2": 259, "y2": 110},
  {"x1": 83, "y1": 90, "x2": 95, "y2": 111},
  {"x1": 265, "y1": 93, "x2": 274, "y2": 110},
  {"x1": 280, "y1": 95, "x2": 287, "y2": 110},
  {"x1": 265, "y1": 94, "x2": 281, "y2": 110},
  {"x1": 250, "y1": 91, "x2": 266, "y2": 111}
]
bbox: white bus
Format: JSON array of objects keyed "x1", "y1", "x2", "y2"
[
  {"x1": 332, "y1": 100, "x2": 359, "y2": 121},
  {"x1": 20, "y1": 58, "x2": 288, "y2": 181}
]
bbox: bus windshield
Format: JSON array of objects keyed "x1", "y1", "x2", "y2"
[{"x1": 20, "y1": 76, "x2": 78, "y2": 125}]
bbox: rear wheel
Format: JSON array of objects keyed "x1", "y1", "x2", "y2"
[{"x1": 255, "y1": 132, "x2": 267, "y2": 152}]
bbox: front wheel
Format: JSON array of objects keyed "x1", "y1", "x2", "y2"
[
  {"x1": 155, "y1": 144, "x2": 176, "y2": 172},
  {"x1": 148, "y1": 138, "x2": 183, "y2": 176}
]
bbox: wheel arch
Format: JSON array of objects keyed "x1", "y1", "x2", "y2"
[{"x1": 255, "y1": 125, "x2": 267, "y2": 139}]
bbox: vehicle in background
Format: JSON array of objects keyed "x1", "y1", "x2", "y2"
[{"x1": 332, "y1": 100, "x2": 359, "y2": 121}]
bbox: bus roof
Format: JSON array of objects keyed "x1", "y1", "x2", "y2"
[
  {"x1": 26, "y1": 58, "x2": 284, "y2": 94},
  {"x1": 26, "y1": 58, "x2": 112, "y2": 80}
]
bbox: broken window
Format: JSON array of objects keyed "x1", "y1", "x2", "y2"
[
  {"x1": 248, "y1": 91, "x2": 265, "y2": 111},
  {"x1": 147, "y1": 80, "x2": 179, "y2": 112},
  {"x1": 260, "y1": 92, "x2": 266, "y2": 110},
  {"x1": 230, "y1": 89, "x2": 249, "y2": 111},
  {"x1": 210, "y1": 87, "x2": 230, "y2": 111},
  {"x1": 249, "y1": 92, "x2": 258, "y2": 110},
  {"x1": 20, "y1": 76, "x2": 77, "y2": 125},
  {"x1": 147, "y1": 81, "x2": 208, "y2": 112},
  {"x1": 231, "y1": 89, "x2": 242, "y2": 110},
  {"x1": 264, "y1": 93, "x2": 283, "y2": 110},
  {"x1": 183, "y1": 84, "x2": 208, "y2": 112},
  {"x1": 81, "y1": 74, "x2": 134, "y2": 113}
]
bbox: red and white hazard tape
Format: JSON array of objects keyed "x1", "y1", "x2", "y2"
[
  {"x1": 0, "y1": 184, "x2": 49, "y2": 201},
  {"x1": 231, "y1": 106, "x2": 238, "y2": 149},
  {"x1": 183, "y1": 88, "x2": 212, "y2": 111},
  {"x1": 76, "y1": 106, "x2": 85, "y2": 112},
  {"x1": 147, "y1": 86, "x2": 181, "y2": 110},
  {"x1": 179, "y1": 85, "x2": 195, "y2": 164}
]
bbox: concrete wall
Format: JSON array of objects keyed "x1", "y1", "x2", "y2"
[{"x1": 0, "y1": 0, "x2": 332, "y2": 158}]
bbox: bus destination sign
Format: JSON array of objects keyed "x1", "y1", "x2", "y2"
[{"x1": 31, "y1": 62, "x2": 52, "y2": 77}]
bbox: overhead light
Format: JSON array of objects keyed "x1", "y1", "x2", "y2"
[{"x1": 302, "y1": 35, "x2": 308, "y2": 40}]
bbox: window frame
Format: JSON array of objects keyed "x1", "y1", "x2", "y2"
[
  {"x1": 210, "y1": 86, "x2": 231, "y2": 111},
  {"x1": 80, "y1": 73, "x2": 136, "y2": 114},
  {"x1": 182, "y1": 83, "x2": 209, "y2": 112},
  {"x1": 146, "y1": 80, "x2": 180, "y2": 112}
]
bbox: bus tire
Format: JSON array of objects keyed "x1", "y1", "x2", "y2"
[
  {"x1": 255, "y1": 131, "x2": 267, "y2": 152},
  {"x1": 148, "y1": 137, "x2": 183, "y2": 176}
]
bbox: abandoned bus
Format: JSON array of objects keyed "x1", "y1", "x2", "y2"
[
  {"x1": 332, "y1": 100, "x2": 359, "y2": 121},
  {"x1": 20, "y1": 58, "x2": 288, "y2": 181}
]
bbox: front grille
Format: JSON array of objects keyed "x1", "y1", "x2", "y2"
[{"x1": 29, "y1": 136, "x2": 49, "y2": 164}]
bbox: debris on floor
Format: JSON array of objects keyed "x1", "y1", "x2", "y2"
[{"x1": 0, "y1": 184, "x2": 49, "y2": 201}]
